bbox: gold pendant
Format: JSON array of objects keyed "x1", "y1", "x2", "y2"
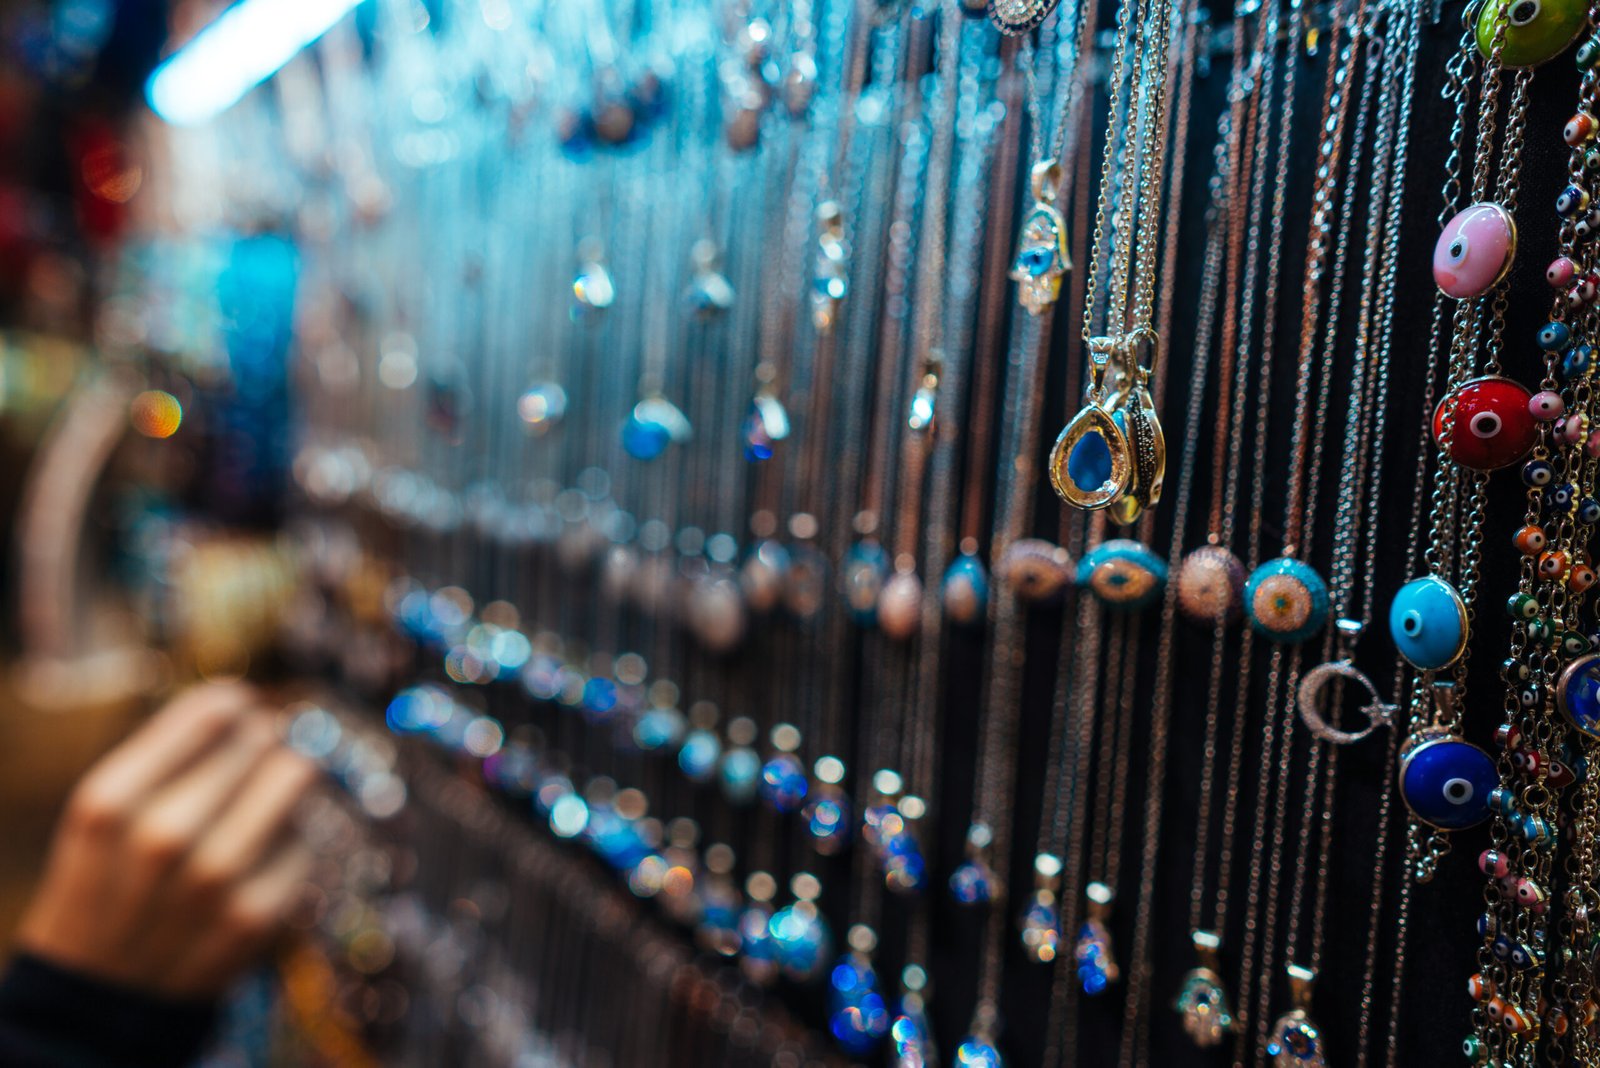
[
  {"x1": 1174, "y1": 931, "x2": 1235, "y2": 1048},
  {"x1": 1266, "y1": 965, "x2": 1328, "y2": 1068},
  {"x1": 1106, "y1": 386, "x2": 1166, "y2": 525},
  {"x1": 1049, "y1": 402, "x2": 1132, "y2": 509},
  {"x1": 1009, "y1": 160, "x2": 1071, "y2": 316}
]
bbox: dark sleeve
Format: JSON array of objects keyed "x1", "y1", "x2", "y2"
[{"x1": 0, "y1": 953, "x2": 217, "y2": 1068}]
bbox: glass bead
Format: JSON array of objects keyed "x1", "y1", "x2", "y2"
[
  {"x1": 1530, "y1": 390, "x2": 1566, "y2": 420},
  {"x1": 1388, "y1": 576, "x2": 1469, "y2": 670},
  {"x1": 842, "y1": 541, "x2": 891, "y2": 625},
  {"x1": 949, "y1": 859, "x2": 994, "y2": 904},
  {"x1": 1567, "y1": 111, "x2": 1598, "y2": 144},
  {"x1": 1558, "y1": 184, "x2": 1592, "y2": 218},
  {"x1": 718, "y1": 746, "x2": 761, "y2": 803},
  {"x1": 1523, "y1": 459, "x2": 1555, "y2": 486},
  {"x1": 1467, "y1": 973, "x2": 1494, "y2": 1001},
  {"x1": 1571, "y1": 563, "x2": 1597, "y2": 592},
  {"x1": 1581, "y1": 35, "x2": 1600, "y2": 66},
  {"x1": 1244, "y1": 558, "x2": 1330, "y2": 644},
  {"x1": 1580, "y1": 498, "x2": 1600, "y2": 523},
  {"x1": 954, "y1": 1038, "x2": 1004, "y2": 1068},
  {"x1": 1546, "y1": 482, "x2": 1577, "y2": 510},
  {"x1": 1587, "y1": 147, "x2": 1600, "y2": 172},
  {"x1": 1479, "y1": 849, "x2": 1510, "y2": 877},
  {"x1": 1434, "y1": 377, "x2": 1539, "y2": 470},
  {"x1": 769, "y1": 902, "x2": 831, "y2": 981},
  {"x1": 828, "y1": 955, "x2": 889, "y2": 1055},
  {"x1": 1074, "y1": 916, "x2": 1118, "y2": 995},
  {"x1": 1514, "y1": 524, "x2": 1549, "y2": 554},
  {"x1": 942, "y1": 553, "x2": 991, "y2": 624},
  {"x1": 1477, "y1": 0, "x2": 1586, "y2": 68},
  {"x1": 1563, "y1": 631, "x2": 1593, "y2": 656},
  {"x1": 1539, "y1": 548, "x2": 1572, "y2": 579},
  {"x1": 1435, "y1": 203, "x2": 1518, "y2": 299},
  {"x1": 759, "y1": 752, "x2": 809, "y2": 812},
  {"x1": 802, "y1": 791, "x2": 852, "y2": 853},
  {"x1": 678, "y1": 729, "x2": 722, "y2": 781},
  {"x1": 1540, "y1": 321, "x2": 1574, "y2": 350},
  {"x1": 1020, "y1": 896, "x2": 1062, "y2": 963},
  {"x1": 1399, "y1": 734, "x2": 1498, "y2": 830},
  {"x1": 1549, "y1": 255, "x2": 1580, "y2": 287},
  {"x1": 1528, "y1": 617, "x2": 1555, "y2": 643}
]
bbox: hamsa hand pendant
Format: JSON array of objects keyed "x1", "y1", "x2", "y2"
[
  {"x1": 1266, "y1": 1009, "x2": 1329, "y2": 1067},
  {"x1": 1010, "y1": 160, "x2": 1070, "y2": 315},
  {"x1": 1175, "y1": 966, "x2": 1235, "y2": 1047}
]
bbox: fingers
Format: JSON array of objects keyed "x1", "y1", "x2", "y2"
[
  {"x1": 66, "y1": 683, "x2": 259, "y2": 832},
  {"x1": 187, "y1": 747, "x2": 320, "y2": 894}
]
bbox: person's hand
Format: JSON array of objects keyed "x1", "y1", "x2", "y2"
[{"x1": 14, "y1": 682, "x2": 319, "y2": 999}]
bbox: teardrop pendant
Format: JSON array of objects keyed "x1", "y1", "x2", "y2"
[{"x1": 1049, "y1": 402, "x2": 1132, "y2": 509}]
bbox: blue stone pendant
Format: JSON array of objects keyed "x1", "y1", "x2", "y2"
[
  {"x1": 1244, "y1": 558, "x2": 1330, "y2": 643},
  {"x1": 1558, "y1": 653, "x2": 1600, "y2": 738},
  {"x1": 1078, "y1": 539, "x2": 1167, "y2": 610},
  {"x1": 1388, "y1": 575, "x2": 1469, "y2": 670},
  {"x1": 1009, "y1": 160, "x2": 1070, "y2": 315},
  {"x1": 1267, "y1": 966, "x2": 1328, "y2": 1067},
  {"x1": 1399, "y1": 728, "x2": 1498, "y2": 830}
]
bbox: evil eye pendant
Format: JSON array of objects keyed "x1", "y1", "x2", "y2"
[
  {"x1": 1432, "y1": 376, "x2": 1539, "y2": 471},
  {"x1": 998, "y1": 538, "x2": 1073, "y2": 603},
  {"x1": 1244, "y1": 558, "x2": 1330, "y2": 644},
  {"x1": 1175, "y1": 544, "x2": 1247, "y2": 625},
  {"x1": 1399, "y1": 732, "x2": 1499, "y2": 830},
  {"x1": 1266, "y1": 1010, "x2": 1328, "y2": 1068},
  {"x1": 987, "y1": 0, "x2": 1063, "y2": 34},
  {"x1": 1558, "y1": 654, "x2": 1600, "y2": 738},
  {"x1": 1388, "y1": 576, "x2": 1469, "y2": 670},
  {"x1": 1078, "y1": 540, "x2": 1168, "y2": 610},
  {"x1": 1009, "y1": 161, "x2": 1070, "y2": 314},
  {"x1": 1434, "y1": 203, "x2": 1517, "y2": 299},
  {"x1": 1477, "y1": 0, "x2": 1587, "y2": 67},
  {"x1": 1050, "y1": 402, "x2": 1132, "y2": 509}
]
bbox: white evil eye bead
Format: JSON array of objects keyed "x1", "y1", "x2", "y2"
[
  {"x1": 1550, "y1": 256, "x2": 1580, "y2": 287},
  {"x1": 1522, "y1": 459, "x2": 1555, "y2": 486},
  {"x1": 1567, "y1": 111, "x2": 1599, "y2": 145},
  {"x1": 1530, "y1": 390, "x2": 1567, "y2": 420},
  {"x1": 1540, "y1": 321, "x2": 1574, "y2": 350},
  {"x1": 1558, "y1": 184, "x2": 1592, "y2": 218},
  {"x1": 1399, "y1": 735, "x2": 1499, "y2": 829}
]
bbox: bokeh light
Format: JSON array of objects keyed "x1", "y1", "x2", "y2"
[{"x1": 129, "y1": 389, "x2": 182, "y2": 438}]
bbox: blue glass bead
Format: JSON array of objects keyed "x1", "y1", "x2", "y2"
[
  {"x1": 759, "y1": 753, "x2": 809, "y2": 812},
  {"x1": 738, "y1": 904, "x2": 778, "y2": 978},
  {"x1": 1019, "y1": 245, "x2": 1055, "y2": 277},
  {"x1": 1389, "y1": 576, "x2": 1469, "y2": 670},
  {"x1": 1559, "y1": 184, "x2": 1592, "y2": 218},
  {"x1": 891, "y1": 1010, "x2": 932, "y2": 1064},
  {"x1": 1540, "y1": 322, "x2": 1574, "y2": 351},
  {"x1": 883, "y1": 836, "x2": 927, "y2": 894},
  {"x1": 1243, "y1": 558, "x2": 1330, "y2": 644},
  {"x1": 1399, "y1": 734, "x2": 1499, "y2": 829},
  {"x1": 1074, "y1": 920, "x2": 1116, "y2": 995},
  {"x1": 949, "y1": 859, "x2": 994, "y2": 904},
  {"x1": 582, "y1": 676, "x2": 619, "y2": 722},
  {"x1": 587, "y1": 808, "x2": 650, "y2": 871},
  {"x1": 1582, "y1": 498, "x2": 1600, "y2": 523},
  {"x1": 842, "y1": 540, "x2": 891, "y2": 625},
  {"x1": 718, "y1": 746, "x2": 761, "y2": 803},
  {"x1": 1559, "y1": 654, "x2": 1600, "y2": 738},
  {"x1": 1545, "y1": 482, "x2": 1577, "y2": 510},
  {"x1": 677, "y1": 728, "x2": 721, "y2": 781},
  {"x1": 621, "y1": 413, "x2": 671, "y2": 459},
  {"x1": 955, "y1": 1038, "x2": 1005, "y2": 1068},
  {"x1": 942, "y1": 552, "x2": 991, "y2": 625},
  {"x1": 1078, "y1": 539, "x2": 1168, "y2": 610},
  {"x1": 1565, "y1": 344, "x2": 1595, "y2": 379},
  {"x1": 1522, "y1": 459, "x2": 1555, "y2": 487}
]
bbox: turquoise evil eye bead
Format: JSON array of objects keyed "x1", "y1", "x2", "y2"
[
  {"x1": 1077, "y1": 539, "x2": 1168, "y2": 609},
  {"x1": 1477, "y1": 0, "x2": 1587, "y2": 68},
  {"x1": 1399, "y1": 733, "x2": 1499, "y2": 830},
  {"x1": 942, "y1": 552, "x2": 990, "y2": 625},
  {"x1": 1558, "y1": 654, "x2": 1600, "y2": 738},
  {"x1": 1563, "y1": 343, "x2": 1595, "y2": 379},
  {"x1": 1389, "y1": 576, "x2": 1470, "y2": 670},
  {"x1": 1244, "y1": 558, "x2": 1330, "y2": 644},
  {"x1": 1539, "y1": 321, "x2": 1573, "y2": 351}
]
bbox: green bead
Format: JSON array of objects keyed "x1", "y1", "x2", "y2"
[
  {"x1": 1562, "y1": 630, "x2": 1593, "y2": 656},
  {"x1": 1508, "y1": 592, "x2": 1540, "y2": 620},
  {"x1": 1579, "y1": 35, "x2": 1600, "y2": 67},
  {"x1": 1462, "y1": 1035, "x2": 1487, "y2": 1064},
  {"x1": 1477, "y1": 0, "x2": 1587, "y2": 67},
  {"x1": 1528, "y1": 617, "x2": 1554, "y2": 643}
]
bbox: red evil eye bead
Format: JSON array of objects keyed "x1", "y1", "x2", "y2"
[
  {"x1": 1559, "y1": 185, "x2": 1593, "y2": 218},
  {"x1": 1550, "y1": 256, "x2": 1580, "y2": 287},
  {"x1": 1531, "y1": 390, "x2": 1567, "y2": 420},
  {"x1": 1514, "y1": 525, "x2": 1549, "y2": 555},
  {"x1": 1573, "y1": 564, "x2": 1598, "y2": 592},
  {"x1": 1502, "y1": 1004, "x2": 1534, "y2": 1034},
  {"x1": 1497, "y1": 722, "x2": 1525, "y2": 748},
  {"x1": 1434, "y1": 377, "x2": 1540, "y2": 471},
  {"x1": 1479, "y1": 849, "x2": 1512, "y2": 877},
  {"x1": 1569, "y1": 112, "x2": 1600, "y2": 145},
  {"x1": 1540, "y1": 549, "x2": 1572, "y2": 579},
  {"x1": 1512, "y1": 748, "x2": 1545, "y2": 775},
  {"x1": 1487, "y1": 996, "x2": 1510, "y2": 1022},
  {"x1": 1469, "y1": 973, "x2": 1497, "y2": 1001}
]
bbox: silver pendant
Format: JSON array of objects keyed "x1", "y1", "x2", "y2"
[
  {"x1": 988, "y1": 0, "x2": 1063, "y2": 35},
  {"x1": 1297, "y1": 622, "x2": 1395, "y2": 745}
]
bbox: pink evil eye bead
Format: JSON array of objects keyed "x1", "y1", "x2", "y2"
[
  {"x1": 1549, "y1": 256, "x2": 1580, "y2": 287},
  {"x1": 1559, "y1": 414, "x2": 1588, "y2": 445},
  {"x1": 1435, "y1": 203, "x2": 1517, "y2": 299},
  {"x1": 1531, "y1": 390, "x2": 1567, "y2": 420}
]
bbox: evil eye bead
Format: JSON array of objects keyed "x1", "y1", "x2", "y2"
[
  {"x1": 1477, "y1": 0, "x2": 1586, "y2": 68},
  {"x1": 1564, "y1": 343, "x2": 1595, "y2": 378},
  {"x1": 1567, "y1": 112, "x2": 1598, "y2": 145},
  {"x1": 1399, "y1": 734, "x2": 1499, "y2": 829},
  {"x1": 1434, "y1": 203, "x2": 1517, "y2": 299},
  {"x1": 1511, "y1": 748, "x2": 1544, "y2": 775},
  {"x1": 1557, "y1": 413, "x2": 1588, "y2": 445},
  {"x1": 1558, "y1": 654, "x2": 1600, "y2": 738},
  {"x1": 841, "y1": 540, "x2": 891, "y2": 625},
  {"x1": 1531, "y1": 390, "x2": 1566, "y2": 420},
  {"x1": 1433, "y1": 377, "x2": 1539, "y2": 471},
  {"x1": 1463, "y1": 1035, "x2": 1489, "y2": 1065},
  {"x1": 1588, "y1": 147, "x2": 1600, "y2": 173},
  {"x1": 1546, "y1": 482, "x2": 1578, "y2": 511},
  {"x1": 1523, "y1": 459, "x2": 1555, "y2": 487},
  {"x1": 1582, "y1": 35, "x2": 1600, "y2": 65},
  {"x1": 1479, "y1": 849, "x2": 1511, "y2": 877},
  {"x1": 1580, "y1": 207, "x2": 1600, "y2": 240},
  {"x1": 1077, "y1": 539, "x2": 1168, "y2": 611},
  {"x1": 1581, "y1": 498, "x2": 1600, "y2": 523},
  {"x1": 1540, "y1": 322, "x2": 1574, "y2": 351},
  {"x1": 1558, "y1": 184, "x2": 1592, "y2": 218},
  {"x1": 1572, "y1": 274, "x2": 1600, "y2": 306},
  {"x1": 1388, "y1": 576, "x2": 1469, "y2": 670},
  {"x1": 1561, "y1": 630, "x2": 1592, "y2": 656},
  {"x1": 1514, "y1": 878, "x2": 1547, "y2": 909},
  {"x1": 1507, "y1": 592, "x2": 1540, "y2": 620},
  {"x1": 1502, "y1": 1003, "x2": 1536, "y2": 1034},
  {"x1": 1571, "y1": 562, "x2": 1597, "y2": 591},
  {"x1": 1468, "y1": 971, "x2": 1494, "y2": 999},
  {"x1": 1244, "y1": 558, "x2": 1329, "y2": 643},
  {"x1": 1549, "y1": 256, "x2": 1580, "y2": 287},
  {"x1": 1175, "y1": 544, "x2": 1247, "y2": 624},
  {"x1": 1539, "y1": 548, "x2": 1572, "y2": 579},
  {"x1": 1514, "y1": 525, "x2": 1549, "y2": 555},
  {"x1": 1528, "y1": 616, "x2": 1555, "y2": 644},
  {"x1": 998, "y1": 538, "x2": 1073, "y2": 603}
]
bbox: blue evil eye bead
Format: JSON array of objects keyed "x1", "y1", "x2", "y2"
[
  {"x1": 842, "y1": 540, "x2": 891, "y2": 625},
  {"x1": 1558, "y1": 654, "x2": 1600, "y2": 738},
  {"x1": 1581, "y1": 498, "x2": 1600, "y2": 524},
  {"x1": 1522, "y1": 459, "x2": 1554, "y2": 487},
  {"x1": 1546, "y1": 482, "x2": 1577, "y2": 510},
  {"x1": 1399, "y1": 733, "x2": 1499, "y2": 830},
  {"x1": 1559, "y1": 184, "x2": 1592, "y2": 218},
  {"x1": 678, "y1": 728, "x2": 722, "y2": 781},
  {"x1": 1540, "y1": 321, "x2": 1574, "y2": 351},
  {"x1": 1078, "y1": 539, "x2": 1168, "y2": 610},
  {"x1": 942, "y1": 552, "x2": 991, "y2": 625},
  {"x1": 759, "y1": 752, "x2": 809, "y2": 812},
  {"x1": 1564, "y1": 344, "x2": 1595, "y2": 379},
  {"x1": 718, "y1": 745, "x2": 761, "y2": 803},
  {"x1": 828, "y1": 954, "x2": 890, "y2": 1055},
  {"x1": 1244, "y1": 558, "x2": 1330, "y2": 644},
  {"x1": 954, "y1": 1037, "x2": 1005, "y2": 1068},
  {"x1": 949, "y1": 859, "x2": 995, "y2": 904},
  {"x1": 1389, "y1": 576, "x2": 1470, "y2": 670}
]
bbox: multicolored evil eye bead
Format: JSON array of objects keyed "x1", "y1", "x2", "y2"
[
  {"x1": 1433, "y1": 377, "x2": 1539, "y2": 471},
  {"x1": 1524, "y1": 459, "x2": 1555, "y2": 487},
  {"x1": 759, "y1": 752, "x2": 809, "y2": 812},
  {"x1": 1244, "y1": 558, "x2": 1329, "y2": 643},
  {"x1": 1539, "y1": 548, "x2": 1573, "y2": 579},
  {"x1": 1558, "y1": 654, "x2": 1600, "y2": 738},
  {"x1": 1175, "y1": 544, "x2": 1247, "y2": 624},
  {"x1": 1479, "y1": 849, "x2": 1511, "y2": 877},
  {"x1": 841, "y1": 540, "x2": 891, "y2": 625},
  {"x1": 1540, "y1": 321, "x2": 1574, "y2": 351},
  {"x1": 1399, "y1": 733, "x2": 1499, "y2": 830},
  {"x1": 1572, "y1": 562, "x2": 1598, "y2": 591},
  {"x1": 1531, "y1": 390, "x2": 1566, "y2": 420},
  {"x1": 998, "y1": 538, "x2": 1073, "y2": 602},
  {"x1": 1077, "y1": 539, "x2": 1168, "y2": 610},
  {"x1": 1559, "y1": 184, "x2": 1593, "y2": 218},
  {"x1": 1567, "y1": 111, "x2": 1599, "y2": 144},
  {"x1": 942, "y1": 552, "x2": 990, "y2": 625},
  {"x1": 1514, "y1": 525, "x2": 1549, "y2": 554},
  {"x1": 1388, "y1": 576, "x2": 1469, "y2": 670},
  {"x1": 1477, "y1": 0, "x2": 1587, "y2": 67},
  {"x1": 1564, "y1": 343, "x2": 1595, "y2": 378},
  {"x1": 1550, "y1": 256, "x2": 1580, "y2": 287},
  {"x1": 1581, "y1": 34, "x2": 1600, "y2": 66},
  {"x1": 1434, "y1": 203, "x2": 1518, "y2": 299}
]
